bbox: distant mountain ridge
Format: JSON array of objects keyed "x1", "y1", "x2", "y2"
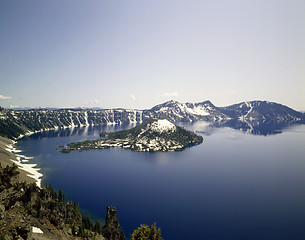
[
  {"x1": 219, "y1": 101, "x2": 304, "y2": 121},
  {"x1": 0, "y1": 100, "x2": 304, "y2": 139}
]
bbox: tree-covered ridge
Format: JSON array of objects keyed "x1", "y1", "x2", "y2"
[
  {"x1": 0, "y1": 164, "x2": 82, "y2": 238},
  {"x1": 60, "y1": 119, "x2": 203, "y2": 152},
  {"x1": 0, "y1": 163, "x2": 124, "y2": 239},
  {"x1": 0, "y1": 163, "x2": 164, "y2": 239}
]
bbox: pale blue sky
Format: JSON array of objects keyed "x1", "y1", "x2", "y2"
[{"x1": 0, "y1": 0, "x2": 304, "y2": 110}]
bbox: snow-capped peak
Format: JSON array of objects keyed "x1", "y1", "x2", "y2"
[{"x1": 149, "y1": 119, "x2": 176, "y2": 133}]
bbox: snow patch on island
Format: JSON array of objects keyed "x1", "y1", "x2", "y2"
[{"x1": 149, "y1": 119, "x2": 176, "y2": 133}]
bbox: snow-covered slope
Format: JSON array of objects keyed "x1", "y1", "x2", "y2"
[
  {"x1": 219, "y1": 101, "x2": 304, "y2": 121},
  {"x1": 149, "y1": 119, "x2": 176, "y2": 133},
  {"x1": 146, "y1": 100, "x2": 225, "y2": 122}
]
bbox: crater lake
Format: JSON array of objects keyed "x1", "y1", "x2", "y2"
[{"x1": 15, "y1": 122, "x2": 305, "y2": 240}]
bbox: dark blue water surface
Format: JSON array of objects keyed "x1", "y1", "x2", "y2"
[{"x1": 16, "y1": 123, "x2": 305, "y2": 240}]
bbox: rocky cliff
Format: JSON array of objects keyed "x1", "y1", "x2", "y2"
[{"x1": 101, "y1": 206, "x2": 125, "y2": 240}]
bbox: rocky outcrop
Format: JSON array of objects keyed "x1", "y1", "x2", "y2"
[{"x1": 101, "y1": 206, "x2": 125, "y2": 240}]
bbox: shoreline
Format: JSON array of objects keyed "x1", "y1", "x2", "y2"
[
  {"x1": 1, "y1": 121, "x2": 143, "y2": 188},
  {"x1": 0, "y1": 136, "x2": 42, "y2": 187},
  {"x1": 7, "y1": 143, "x2": 43, "y2": 187},
  {"x1": 1, "y1": 124, "x2": 108, "y2": 187},
  {"x1": 3, "y1": 124, "x2": 102, "y2": 187}
]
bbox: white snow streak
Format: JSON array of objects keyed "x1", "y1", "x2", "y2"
[{"x1": 32, "y1": 227, "x2": 43, "y2": 234}]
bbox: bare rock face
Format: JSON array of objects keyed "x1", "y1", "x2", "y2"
[{"x1": 101, "y1": 206, "x2": 125, "y2": 240}]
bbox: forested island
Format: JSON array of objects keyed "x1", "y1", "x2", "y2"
[{"x1": 59, "y1": 119, "x2": 203, "y2": 153}]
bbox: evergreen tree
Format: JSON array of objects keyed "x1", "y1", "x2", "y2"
[
  {"x1": 82, "y1": 215, "x2": 94, "y2": 231},
  {"x1": 94, "y1": 221, "x2": 102, "y2": 234},
  {"x1": 132, "y1": 223, "x2": 163, "y2": 240},
  {"x1": 58, "y1": 189, "x2": 65, "y2": 202}
]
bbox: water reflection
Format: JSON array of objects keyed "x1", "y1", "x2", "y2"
[
  {"x1": 27, "y1": 120, "x2": 304, "y2": 139},
  {"x1": 27, "y1": 124, "x2": 132, "y2": 139},
  {"x1": 211, "y1": 119, "x2": 304, "y2": 136},
  {"x1": 177, "y1": 121, "x2": 216, "y2": 136},
  {"x1": 179, "y1": 120, "x2": 304, "y2": 136}
]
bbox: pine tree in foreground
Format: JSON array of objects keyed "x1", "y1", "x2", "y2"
[{"x1": 131, "y1": 223, "x2": 163, "y2": 240}]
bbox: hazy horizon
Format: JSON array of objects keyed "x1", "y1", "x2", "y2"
[
  {"x1": 2, "y1": 98, "x2": 305, "y2": 112},
  {"x1": 1, "y1": 0, "x2": 304, "y2": 110}
]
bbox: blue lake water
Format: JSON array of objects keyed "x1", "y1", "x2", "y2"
[{"x1": 16, "y1": 123, "x2": 305, "y2": 240}]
